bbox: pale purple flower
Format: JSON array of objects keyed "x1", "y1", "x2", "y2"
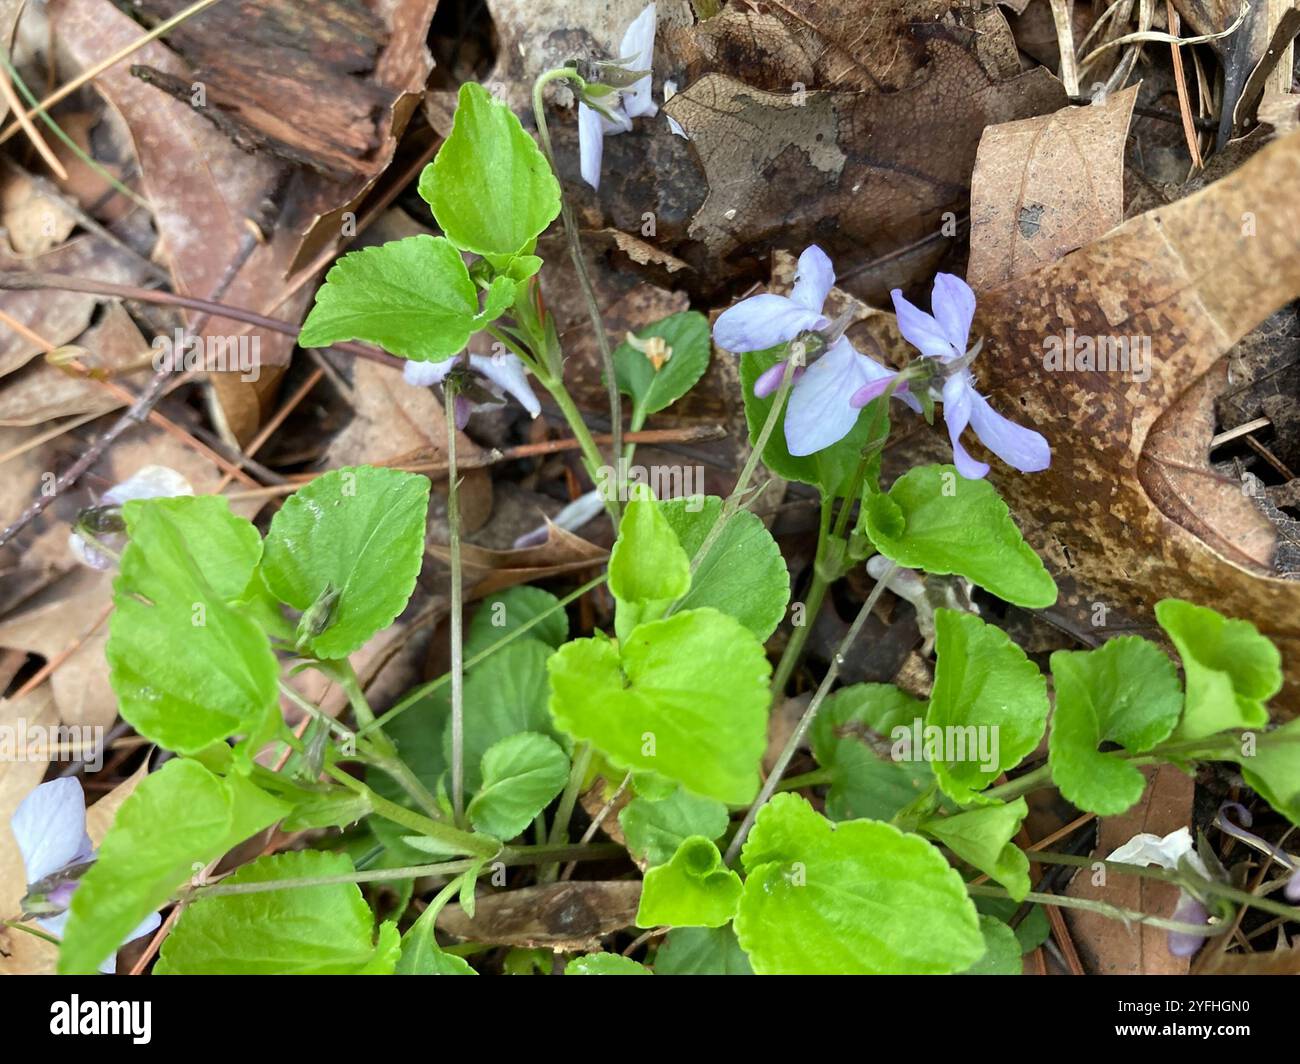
[
  {"x1": 68, "y1": 465, "x2": 193, "y2": 570},
  {"x1": 712, "y1": 245, "x2": 918, "y2": 457},
  {"x1": 578, "y1": 4, "x2": 658, "y2": 189},
  {"x1": 11, "y1": 778, "x2": 161, "y2": 973},
  {"x1": 884, "y1": 273, "x2": 1050, "y2": 479},
  {"x1": 1109, "y1": 827, "x2": 1213, "y2": 958},
  {"x1": 404, "y1": 352, "x2": 541, "y2": 429},
  {"x1": 1216, "y1": 802, "x2": 1299, "y2": 900}
]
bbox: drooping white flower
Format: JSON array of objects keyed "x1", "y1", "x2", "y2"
[
  {"x1": 67, "y1": 465, "x2": 193, "y2": 570},
  {"x1": 577, "y1": 4, "x2": 658, "y2": 189}
]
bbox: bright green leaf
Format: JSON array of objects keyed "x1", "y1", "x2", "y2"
[
  {"x1": 548, "y1": 609, "x2": 771, "y2": 805},
  {"x1": 262, "y1": 466, "x2": 430, "y2": 658},
  {"x1": 614, "y1": 311, "x2": 711, "y2": 422},
  {"x1": 108, "y1": 499, "x2": 278, "y2": 755},
  {"x1": 1232, "y1": 719, "x2": 1300, "y2": 827},
  {"x1": 565, "y1": 953, "x2": 652, "y2": 975},
  {"x1": 861, "y1": 464, "x2": 1057, "y2": 608},
  {"x1": 419, "y1": 82, "x2": 560, "y2": 258},
  {"x1": 927, "y1": 610, "x2": 1049, "y2": 804},
  {"x1": 657, "y1": 496, "x2": 790, "y2": 641},
  {"x1": 1048, "y1": 637, "x2": 1183, "y2": 815},
  {"x1": 157, "y1": 851, "x2": 400, "y2": 974},
  {"x1": 465, "y1": 586, "x2": 569, "y2": 656},
  {"x1": 59, "y1": 759, "x2": 287, "y2": 974},
  {"x1": 810, "y1": 683, "x2": 932, "y2": 821},
  {"x1": 619, "y1": 784, "x2": 729, "y2": 867},
  {"x1": 636, "y1": 836, "x2": 742, "y2": 928},
  {"x1": 735, "y1": 795, "x2": 983, "y2": 974},
  {"x1": 608, "y1": 491, "x2": 691, "y2": 641},
  {"x1": 964, "y1": 916, "x2": 1022, "y2": 975},
  {"x1": 1157, "y1": 599, "x2": 1281, "y2": 741},
  {"x1": 467, "y1": 732, "x2": 570, "y2": 840},
  {"x1": 921, "y1": 798, "x2": 1030, "y2": 901},
  {"x1": 299, "y1": 236, "x2": 490, "y2": 362},
  {"x1": 654, "y1": 926, "x2": 753, "y2": 975}
]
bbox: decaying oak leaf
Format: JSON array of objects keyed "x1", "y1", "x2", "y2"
[
  {"x1": 436, "y1": 881, "x2": 641, "y2": 951},
  {"x1": 663, "y1": 37, "x2": 1066, "y2": 279},
  {"x1": 764, "y1": 0, "x2": 951, "y2": 90},
  {"x1": 970, "y1": 127, "x2": 1300, "y2": 708},
  {"x1": 967, "y1": 87, "x2": 1139, "y2": 289},
  {"x1": 1064, "y1": 765, "x2": 1194, "y2": 975}
]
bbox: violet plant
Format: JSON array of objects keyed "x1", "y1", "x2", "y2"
[{"x1": 18, "y1": 28, "x2": 1300, "y2": 977}]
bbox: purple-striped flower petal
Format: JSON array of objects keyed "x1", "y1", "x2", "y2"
[
  {"x1": 940, "y1": 375, "x2": 989, "y2": 479},
  {"x1": 469, "y1": 353, "x2": 542, "y2": 418},
  {"x1": 931, "y1": 273, "x2": 977, "y2": 356},
  {"x1": 12, "y1": 778, "x2": 94, "y2": 884},
  {"x1": 713, "y1": 294, "x2": 824, "y2": 354},
  {"x1": 967, "y1": 387, "x2": 1051, "y2": 473},
  {"x1": 789, "y1": 245, "x2": 835, "y2": 313},
  {"x1": 578, "y1": 101, "x2": 605, "y2": 189},
  {"x1": 891, "y1": 288, "x2": 959, "y2": 360}
]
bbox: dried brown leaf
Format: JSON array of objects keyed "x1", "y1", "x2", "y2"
[{"x1": 968, "y1": 87, "x2": 1139, "y2": 289}]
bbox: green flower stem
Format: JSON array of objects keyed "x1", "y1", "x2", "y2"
[
  {"x1": 333, "y1": 661, "x2": 395, "y2": 757},
  {"x1": 1023, "y1": 850, "x2": 1300, "y2": 924},
  {"x1": 325, "y1": 765, "x2": 497, "y2": 859},
  {"x1": 542, "y1": 374, "x2": 620, "y2": 520},
  {"x1": 769, "y1": 496, "x2": 833, "y2": 695},
  {"x1": 276, "y1": 680, "x2": 356, "y2": 745},
  {"x1": 184, "y1": 843, "x2": 623, "y2": 899},
  {"x1": 661, "y1": 359, "x2": 797, "y2": 629},
  {"x1": 725, "y1": 561, "x2": 899, "y2": 865},
  {"x1": 532, "y1": 67, "x2": 623, "y2": 477},
  {"x1": 965, "y1": 884, "x2": 1233, "y2": 936},
  {"x1": 400, "y1": 871, "x2": 470, "y2": 952},
  {"x1": 364, "y1": 573, "x2": 607, "y2": 735},
  {"x1": 445, "y1": 378, "x2": 468, "y2": 827},
  {"x1": 540, "y1": 741, "x2": 594, "y2": 882}
]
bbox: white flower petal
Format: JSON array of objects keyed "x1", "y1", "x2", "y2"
[
  {"x1": 619, "y1": 3, "x2": 658, "y2": 119},
  {"x1": 930, "y1": 273, "x2": 977, "y2": 356},
  {"x1": 941, "y1": 374, "x2": 989, "y2": 479},
  {"x1": 966, "y1": 389, "x2": 1051, "y2": 473},
  {"x1": 1108, "y1": 827, "x2": 1210, "y2": 878},
  {"x1": 101, "y1": 466, "x2": 193, "y2": 507},
  {"x1": 712, "y1": 294, "x2": 823, "y2": 353},
  {"x1": 403, "y1": 358, "x2": 454, "y2": 387},
  {"x1": 578, "y1": 102, "x2": 606, "y2": 189},
  {"x1": 468, "y1": 353, "x2": 541, "y2": 418},
  {"x1": 784, "y1": 337, "x2": 866, "y2": 456},
  {"x1": 11, "y1": 778, "x2": 93, "y2": 884},
  {"x1": 891, "y1": 288, "x2": 960, "y2": 360},
  {"x1": 789, "y1": 245, "x2": 835, "y2": 313},
  {"x1": 663, "y1": 79, "x2": 687, "y2": 138}
]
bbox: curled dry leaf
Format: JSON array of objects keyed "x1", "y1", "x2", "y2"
[
  {"x1": 970, "y1": 127, "x2": 1300, "y2": 708},
  {"x1": 430, "y1": 520, "x2": 607, "y2": 599},
  {"x1": 967, "y1": 87, "x2": 1140, "y2": 289}
]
